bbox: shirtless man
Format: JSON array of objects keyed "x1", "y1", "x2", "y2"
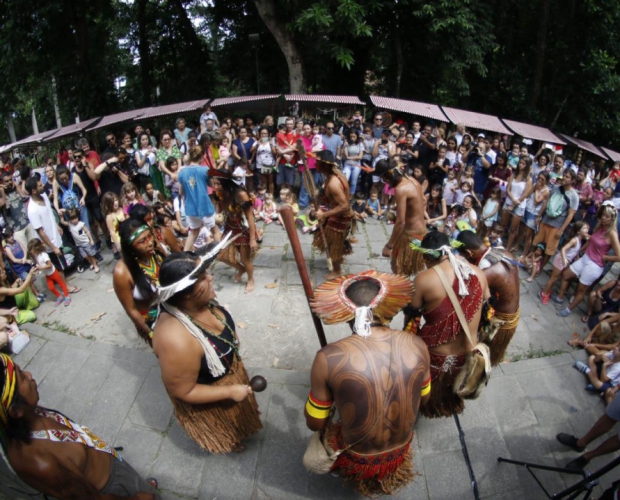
[
  {"x1": 457, "y1": 230, "x2": 520, "y2": 365},
  {"x1": 377, "y1": 156, "x2": 427, "y2": 276},
  {"x1": 0, "y1": 354, "x2": 159, "y2": 499},
  {"x1": 306, "y1": 271, "x2": 430, "y2": 495},
  {"x1": 409, "y1": 231, "x2": 490, "y2": 418},
  {"x1": 313, "y1": 150, "x2": 355, "y2": 279}
]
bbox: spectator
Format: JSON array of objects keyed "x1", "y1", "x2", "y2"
[
  {"x1": 322, "y1": 121, "x2": 344, "y2": 165},
  {"x1": 0, "y1": 172, "x2": 35, "y2": 251},
  {"x1": 275, "y1": 117, "x2": 297, "y2": 188},
  {"x1": 464, "y1": 134, "x2": 492, "y2": 201},
  {"x1": 200, "y1": 104, "x2": 219, "y2": 132},
  {"x1": 371, "y1": 113, "x2": 384, "y2": 139},
  {"x1": 92, "y1": 149, "x2": 129, "y2": 197},
  {"x1": 454, "y1": 123, "x2": 466, "y2": 146},
  {"x1": 342, "y1": 129, "x2": 364, "y2": 196},
  {"x1": 584, "y1": 279, "x2": 620, "y2": 329},
  {"x1": 174, "y1": 117, "x2": 191, "y2": 147},
  {"x1": 101, "y1": 131, "x2": 118, "y2": 156},
  {"x1": 520, "y1": 171, "x2": 551, "y2": 257},
  {"x1": 252, "y1": 126, "x2": 277, "y2": 195},
  {"x1": 415, "y1": 124, "x2": 438, "y2": 170},
  {"x1": 575, "y1": 167, "x2": 594, "y2": 204},
  {"x1": 500, "y1": 157, "x2": 533, "y2": 253},
  {"x1": 76, "y1": 138, "x2": 102, "y2": 170},
  {"x1": 156, "y1": 130, "x2": 183, "y2": 197}
]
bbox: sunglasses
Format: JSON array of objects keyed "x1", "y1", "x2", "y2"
[
  {"x1": 375, "y1": 118, "x2": 383, "y2": 121},
  {"x1": 327, "y1": 127, "x2": 334, "y2": 130},
  {"x1": 106, "y1": 137, "x2": 115, "y2": 142},
  {"x1": 74, "y1": 155, "x2": 83, "y2": 160}
]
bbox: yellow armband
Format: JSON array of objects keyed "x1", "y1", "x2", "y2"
[
  {"x1": 305, "y1": 391, "x2": 333, "y2": 419},
  {"x1": 421, "y1": 376, "x2": 431, "y2": 397}
]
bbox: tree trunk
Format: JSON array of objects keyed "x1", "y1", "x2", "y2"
[
  {"x1": 136, "y1": 0, "x2": 153, "y2": 106},
  {"x1": 531, "y1": 0, "x2": 551, "y2": 109},
  {"x1": 6, "y1": 114, "x2": 16, "y2": 144},
  {"x1": 252, "y1": 0, "x2": 306, "y2": 94},
  {"x1": 394, "y1": 30, "x2": 404, "y2": 98},
  {"x1": 31, "y1": 108, "x2": 39, "y2": 135},
  {"x1": 169, "y1": 0, "x2": 207, "y2": 55},
  {"x1": 51, "y1": 74, "x2": 62, "y2": 128}
]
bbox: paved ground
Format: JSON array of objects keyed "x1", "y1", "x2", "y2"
[{"x1": 2, "y1": 218, "x2": 620, "y2": 499}]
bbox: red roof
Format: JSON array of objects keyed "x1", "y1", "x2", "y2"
[
  {"x1": 42, "y1": 117, "x2": 102, "y2": 144},
  {"x1": 501, "y1": 119, "x2": 566, "y2": 145},
  {"x1": 370, "y1": 96, "x2": 447, "y2": 122},
  {"x1": 139, "y1": 99, "x2": 210, "y2": 120},
  {"x1": 284, "y1": 95, "x2": 365, "y2": 105},
  {"x1": 10, "y1": 129, "x2": 61, "y2": 149},
  {"x1": 86, "y1": 107, "x2": 153, "y2": 132},
  {"x1": 600, "y1": 147, "x2": 620, "y2": 163},
  {"x1": 210, "y1": 95, "x2": 280, "y2": 107},
  {"x1": 441, "y1": 106, "x2": 513, "y2": 135},
  {"x1": 559, "y1": 134, "x2": 608, "y2": 160}
]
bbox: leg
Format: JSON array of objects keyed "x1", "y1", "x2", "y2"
[
  {"x1": 567, "y1": 283, "x2": 592, "y2": 312},
  {"x1": 500, "y1": 210, "x2": 511, "y2": 234},
  {"x1": 240, "y1": 247, "x2": 254, "y2": 293},
  {"x1": 506, "y1": 214, "x2": 522, "y2": 252},
  {"x1": 522, "y1": 226, "x2": 534, "y2": 258},
  {"x1": 583, "y1": 435, "x2": 620, "y2": 461},
  {"x1": 349, "y1": 167, "x2": 361, "y2": 195},
  {"x1": 184, "y1": 228, "x2": 200, "y2": 251},
  {"x1": 557, "y1": 268, "x2": 578, "y2": 300},
  {"x1": 543, "y1": 267, "x2": 562, "y2": 294},
  {"x1": 45, "y1": 274, "x2": 61, "y2": 298},
  {"x1": 51, "y1": 270, "x2": 70, "y2": 298},
  {"x1": 587, "y1": 291, "x2": 602, "y2": 316},
  {"x1": 577, "y1": 413, "x2": 617, "y2": 449}
]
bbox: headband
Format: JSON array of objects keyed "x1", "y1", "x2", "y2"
[
  {"x1": 128, "y1": 225, "x2": 150, "y2": 245},
  {"x1": 310, "y1": 271, "x2": 413, "y2": 337},
  {"x1": 0, "y1": 354, "x2": 15, "y2": 428}
]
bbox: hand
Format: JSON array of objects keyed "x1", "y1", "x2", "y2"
[
  {"x1": 80, "y1": 198, "x2": 85, "y2": 207},
  {"x1": 249, "y1": 239, "x2": 258, "y2": 251},
  {"x1": 53, "y1": 246, "x2": 62, "y2": 256},
  {"x1": 382, "y1": 245, "x2": 393, "y2": 258},
  {"x1": 229, "y1": 384, "x2": 252, "y2": 402},
  {"x1": 9, "y1": 307, "x2": 18, "y2": 317},
  {"x1": 315, "y1": 209, "x2": 326, "y2": 221},
  {"x1": 562, "y1": 257, "x2": 568, "y2": 268},
  {"x1": 58, "y1": 226, "x2": 63, "y2": 236},
  {"x1": 554, "y1": 232, "x2": 562, "y2": 240}
]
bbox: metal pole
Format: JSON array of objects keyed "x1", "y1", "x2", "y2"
[{"x1": 454, "y1": 414, "x2": 480, "y2": 500}]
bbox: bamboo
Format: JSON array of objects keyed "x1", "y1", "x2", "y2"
[{"x1": 280, "y1": 205, "x2": 328, "y2": 348}]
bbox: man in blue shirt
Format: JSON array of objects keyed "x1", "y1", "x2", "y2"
[{"x1": 322, "y1": 122, "x2": 344, "y2": 165}]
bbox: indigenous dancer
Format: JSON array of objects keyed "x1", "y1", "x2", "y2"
[
  {"x1": 129, "y1": 204, "x2": 182, "y2": 256},
  {"x1": 409, "y1": 231, "x2": 490, "y2": 418},
  {"x1": 377, "y1": 157, "x2": 427, "y2": 277},
  {"x1": 312, "y1": 150, "x2": 356, "y2": 279},
  {"x1": 0, "y1": 353, "x2": 160, "y2": 498},
  {"x1": 457, "y1": 230, "x2": 520, "y2": 365},
  {"x1": 114, "y1": 218, "x2": 165, "y2": 345},
  {"x1": 213, "y1": 172, "x2": 258, "y2": 293},
  {"x1": 152, "y1": 238, "x2": 262, "y2": 453},
  {"x1": 306, "y1": 271, "x2": 430, "y2": 495}
]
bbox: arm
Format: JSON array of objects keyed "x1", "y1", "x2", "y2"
[
  {"x1": 555, "y1": 208, "x2": 577, "y2": 239},
  {"x1": 73, "y1": 175, "x2": 87, "y2": 206},
  {"x1": 232, "y1": 143, "x2": 242, "y2": 161},
  {"x1": 162, "y1": 226, "x2": 183, "y2": 253},
  {"x1": 604, "y1": 232, "x2": 620, "y2": 264},
  {"x1": 560, "y1": 237, "x2": 578, "y2": 267},
  {"x1": 113, "y1": 264, "x2": 153, "y2": 337},
  {"x1": 135, "y1": 151, "x2": 148, "y2": 168},
  {"x1": 106, "y1": 214, "x2": 120, "y2": 246},
  {"x1": 52, "y1": 181, "x2": 62, "y2": 213},
  {"x1": 519, "y1": 178, "x2": 533, "y2": 204},
  {"x1": 383, "y1": 187, "x2": 407, "y2": 254},
  {"x1": 304, "y1": 351, "x2": 333, "y2": 432},
  {"x1": 35, "y1": 227, "x2": 61, "y2": 256},
  {"x1": 0, "y1": 269, "x2": 35, "y2": 296},
  {"x1": 83, "y1": 225, "x2": 95, "y2": 246}
]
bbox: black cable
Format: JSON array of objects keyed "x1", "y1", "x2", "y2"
[{"x1": 454, "y1": 413, "x2": 480, "y2": 500}]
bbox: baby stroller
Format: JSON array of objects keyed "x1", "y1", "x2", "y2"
[{"x1": 59, "y1": 230, "x2": 88, "y2": 274}]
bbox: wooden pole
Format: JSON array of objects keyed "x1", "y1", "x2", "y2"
[{"x1": 279, "y1": 205, "x2": 327, "y2": 348}]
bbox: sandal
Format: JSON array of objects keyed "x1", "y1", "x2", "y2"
[
  {"x1": 146, "y1": 477, "x2": 158, "y2": 489},
  {"x1": 70, "y1": 287, "x2": 82, "y2": 294},
  {"x1": 581, "y1": 315, "x2": 589, "y2": 324}
]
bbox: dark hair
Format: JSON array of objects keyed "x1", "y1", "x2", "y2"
[
  {"x1": 129, "y1": 204, "x2": 152, "y2": 223},
  {"x1": 56, "y1": 165, "x2": 70, "y2": 179},
  {"x1": 354, "y1": 192, "x2": 365, "y2": 200},
  {"x1": 119, "y1": 218, "x2": 159, "y2": 301},
  {"x1": 166, "y1": 156, "x2": 179, "y2": 169},
  {"x1": 136, "y1": 132, "x2": 150, "y2": 148},
  {"x1": 495, "y1": 151, "x2": 508, "y2": 166},
  {"x1": 421, "y1": 231, "x2": 450, "y2": 259},
  {"x1": 66, "y1": 208, "x2": 80, "y2": 220},
  {"x1": 19, "y1": 165, "x2": 31, "y2": 181},
  {"x1": 537, "y1": 170, "x2": 550, "y2": 183},
  {"x1": 2, "y1": 370, "x2": 30, "y2": 446},
  {"x1": 344, "y1": 279, "x2": 381, "y2": 307},
  {"x1": 491, "y1": 222, "x2": 504, "y2": 233},
  {"x1": 24, "y1": 177, "x2": 38, "y2": 195},
  {"x1": 539, "y1": 153, "x2": 550, "y2": 165},
  {"x1": 258, "y1": 126, "x2": 271, "y2": 136},
  {"x1": 347, "y1": 130, "x2": 361, "y2": 143},
  {"x1": 456, "y1": 230, "x2": 484, "y2": 250},
  {"x1": 158, "y1": 252, "x2": 200, "y2": 307}
]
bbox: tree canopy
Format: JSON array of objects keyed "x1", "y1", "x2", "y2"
[{"x1": 2, "y1": 0, "x2": 620, "y2": 149}]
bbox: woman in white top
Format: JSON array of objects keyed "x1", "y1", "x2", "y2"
[
  {"x1": 519, "y1": 171, "x2": 551, "y2": 257},
  {"x1": 342, "y1": 130, "x2": 365, "y2": 197},
  {"x1": 135, "y1": 132, "x2": 158, "y2": 190},
  {"x1": 501, "y1": 157, "x2": 534, "y2": 252},
  {"x1": 251, "y1": 126, "x2": 277, "y2": 195}
]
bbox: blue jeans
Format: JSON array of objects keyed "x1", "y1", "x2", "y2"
[
  {"x1": 343, "y1": 163, "x2": 361, "y2": 194},
  {"x1": 276, "y1": 164, "x2": 296, "y2": 189},
  {"x1": 299, "y1": 170, "x2": 322, "y2": 208}
]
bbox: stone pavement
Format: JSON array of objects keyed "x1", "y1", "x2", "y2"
[{"x1": 1, "y1": 218, "x2": 620, "y2": 499}]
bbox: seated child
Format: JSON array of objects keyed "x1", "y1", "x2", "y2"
[
  {"x1": 574, "y1": 346, "x2": 620, "y2": 393},
  {"x1": 260, "y1": 193, "x2": 279, "y2": 224},
  {"x1": 366, "y1": 188, "x2": 384, "y2": 218},
  {"x1": 518, "y1": 243, "x2": 545, "y2": 282},
  {"x1": 277, "y1": 188, "x2": 299, "y2": 228},
  {"x1": 352, "y1": 192, "x2": 367, "y2": 223},
  {"x1": 487, "y1": 222, "x2": 504, "y2": 248},
  {"x1": 192, "y1": 226, "x2": 214, "y2": 251}
]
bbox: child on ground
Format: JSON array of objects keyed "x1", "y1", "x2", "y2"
[
  {"x1": 192, "y1": 226, "x2": 213, "y2": 251},
  {"x1": 164, "y1": 157, "x2": 181, "y2": 201},
  {"x1": 3, "y1": 228, "x2": 43, "y2": 300},
  {"x1": 487, "y1": 222, "x2": 504, "y2": 248},
  {"x1": 27, "y1": 239, "x2": 71, "y2": 307},
  {"x1": 143, "y1": 182, "x2": 166, "y2": 207},
  {"x1": 443, "y1": 169, "x2": 458, "y2": 206},
  {"x1": 277, "y1": 188, "x2": 299, "y2": 228},
  {"x1": 518, "y1": 243, "x2": 545, "y2": 282},
  {"x1": 366, "y1": 188, "x2": 384, "y2": 218},
  {"x1": 66, "y1": 209, "x2": 100, "y2": 273},
  {"x1": 539, "y1": 222, "x2": 590, "y2": 305},
  {"x1": 574, "y1": 346, "x2": 620, "y2": 393},
  {"x1": 444, "y1": 205, "x2": 462, "y2": 236},
  {"x1": 121, "y1": 182, "x2": 145, "y2": 216},
  {"x1": 453, "y1": 181, "x2": 473, "y2": 206},
  {"x1": 101, "y1": 192, "x2": 126, "y2": 260},
  {"x1": 260, "y1": 193, "x2": 279, "y2": 224},
  {"x1": 479, "y1": 187, "x2": 502, "y2": 237},
  {"x1": 352, "y1": 192, "x2": 367, "y2": 223}
]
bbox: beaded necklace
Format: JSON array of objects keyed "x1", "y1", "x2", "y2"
[
  {"x1": 187, "y1": 305, "x2": 240, "y2": 361},
  {"x1": 138, "y1": 253, "x2": 162, "y2": 286}
]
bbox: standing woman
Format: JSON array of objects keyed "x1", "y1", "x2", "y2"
[
  {"x1": 445, "y1": 136, "x2": 458, "y2": 167},
  {"x1": 214, "y1": 173, "x2": 258, "y2": 293},
  {"x1": 113, "y1": 218, "x2": 166, "y2": 344},
  {"x1": 519, "y1": 171, "x2": 550, "y2": 258},
  {"x1": 425, "y1": 184, "x2": 447, "y2": 230},
  {"x1": 135, "y1": 132, "x2": 157, "y2": 190},
  {"x1": 156, "y1": 130, "x2": 183, "y2": 197},
  {"x1": 252, "y1": 127, "x2": 277, "y2": 195},
  {"x1": 501, "y1": 157, "x2": 533, "y2": 252},
  {"x1": 485, "y1": 151, "x2": 512, "y2": 201},
  {"x1": 232, "y1": 127, "x2": 256, "y2": 179},
  {"x1": 556, "y1": 204, "x2": 620, "y2": 318},
  {"x1": 101, "y1": 192, "x2": 126, "y2": 260},
  {"x1": 153, "y1": 246, "x2": 262, "y2": 453},
  {"x1": 342, "y1": 130, "x2": 364, "y2": 197}
]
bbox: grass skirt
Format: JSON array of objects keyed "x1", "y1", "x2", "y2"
[
  {"x1": 420, "y1": 352, "x2": 466, "y2": 419},
  {"x1": 489, "y1": 308, "x2": 520, "y2": 366},
  {"x1": 326, "y1": 423, "x2": 416, "y2": 496},
  {"x1": 312, "y1": 215, "x2": 355, "y2": 262},
  {"x1": 170, "y1": 356, "x2": 262, "y2": 453},
  {"x1": 391, "y1": 230, "x2": 426, "y2": 277}
]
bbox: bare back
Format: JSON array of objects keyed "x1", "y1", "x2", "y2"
[
  {"x1": 395, "y1": 177, "x2": 426, "y2": 234},
  {"x1": 322, "y1": 330, "x2": 429, "y2": 453}
]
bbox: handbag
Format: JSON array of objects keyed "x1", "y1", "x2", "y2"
[
  {"x1": 303, "y1": 331, "x2": 395, "y2": 474},
  {"x1": 433, "y1": 266, "x2": 491, "y2": 400}
]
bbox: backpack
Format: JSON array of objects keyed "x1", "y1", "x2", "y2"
[
  {"x1": 58, "y1": 175, "x2": 80, "y2": 210},
  {"x1": 546, "y1": 186, "x2": 570, "y2": 218}
]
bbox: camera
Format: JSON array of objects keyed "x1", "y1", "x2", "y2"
[{"x1": 381, "y1": 139, "x2": 388, "y2": 145}]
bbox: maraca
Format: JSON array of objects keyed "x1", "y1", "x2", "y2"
[{"x1": 249, "y1": 375, "x2": 267, "y2": 392}]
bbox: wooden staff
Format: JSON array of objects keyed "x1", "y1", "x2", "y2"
[
  {"x1": 296, "y1": 139, "x2": 333, "y2": 271},
  {"x1": 280, "y1": 205, "x2": 327, "y2": 348}
]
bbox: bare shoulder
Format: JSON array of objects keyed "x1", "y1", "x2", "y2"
[
  {"x1": 112, "y1": 260, "x2": 132, "y2": 289},
  {"x1": 152, "y1": 313, "x2": 196, "y2": 354}
]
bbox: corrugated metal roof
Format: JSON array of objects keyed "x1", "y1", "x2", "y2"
[
  {"x1": 369, "y1": 96, "x2": 447, "y2": 122},
  {"x1": 0, "y1": 144, "x2": 11, "y2": 154},
  {"x1": 600, "y1": 147, "x2": 620, "y2": 163},
  {"x1": 42, "y1": 117, "x2": 102, "y2": 143},
  {"x1": 86, "y1": 107, "x2": 152, "y2": 132},
  {"x1": 139, "y1": 99, "x2": 210, "y2": 120},
  {"x1": 210, "y1": 95, "x2": 281, "y2": 107},
  {"x1": 501, "y1": 119, "x2": 566, "y2": 145},
  {"x1": 560, "y1": 134, "x2": 608, "y2": 160},
  {"x1": 284, "y1": 95, "x2": 365, "y2": 105},
  {"x1": 10, "y1": 129, "x2": 61, "y2": 149},
  {"x1": 441, "y1": 106, "x2": 513, "y2": 135}
]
